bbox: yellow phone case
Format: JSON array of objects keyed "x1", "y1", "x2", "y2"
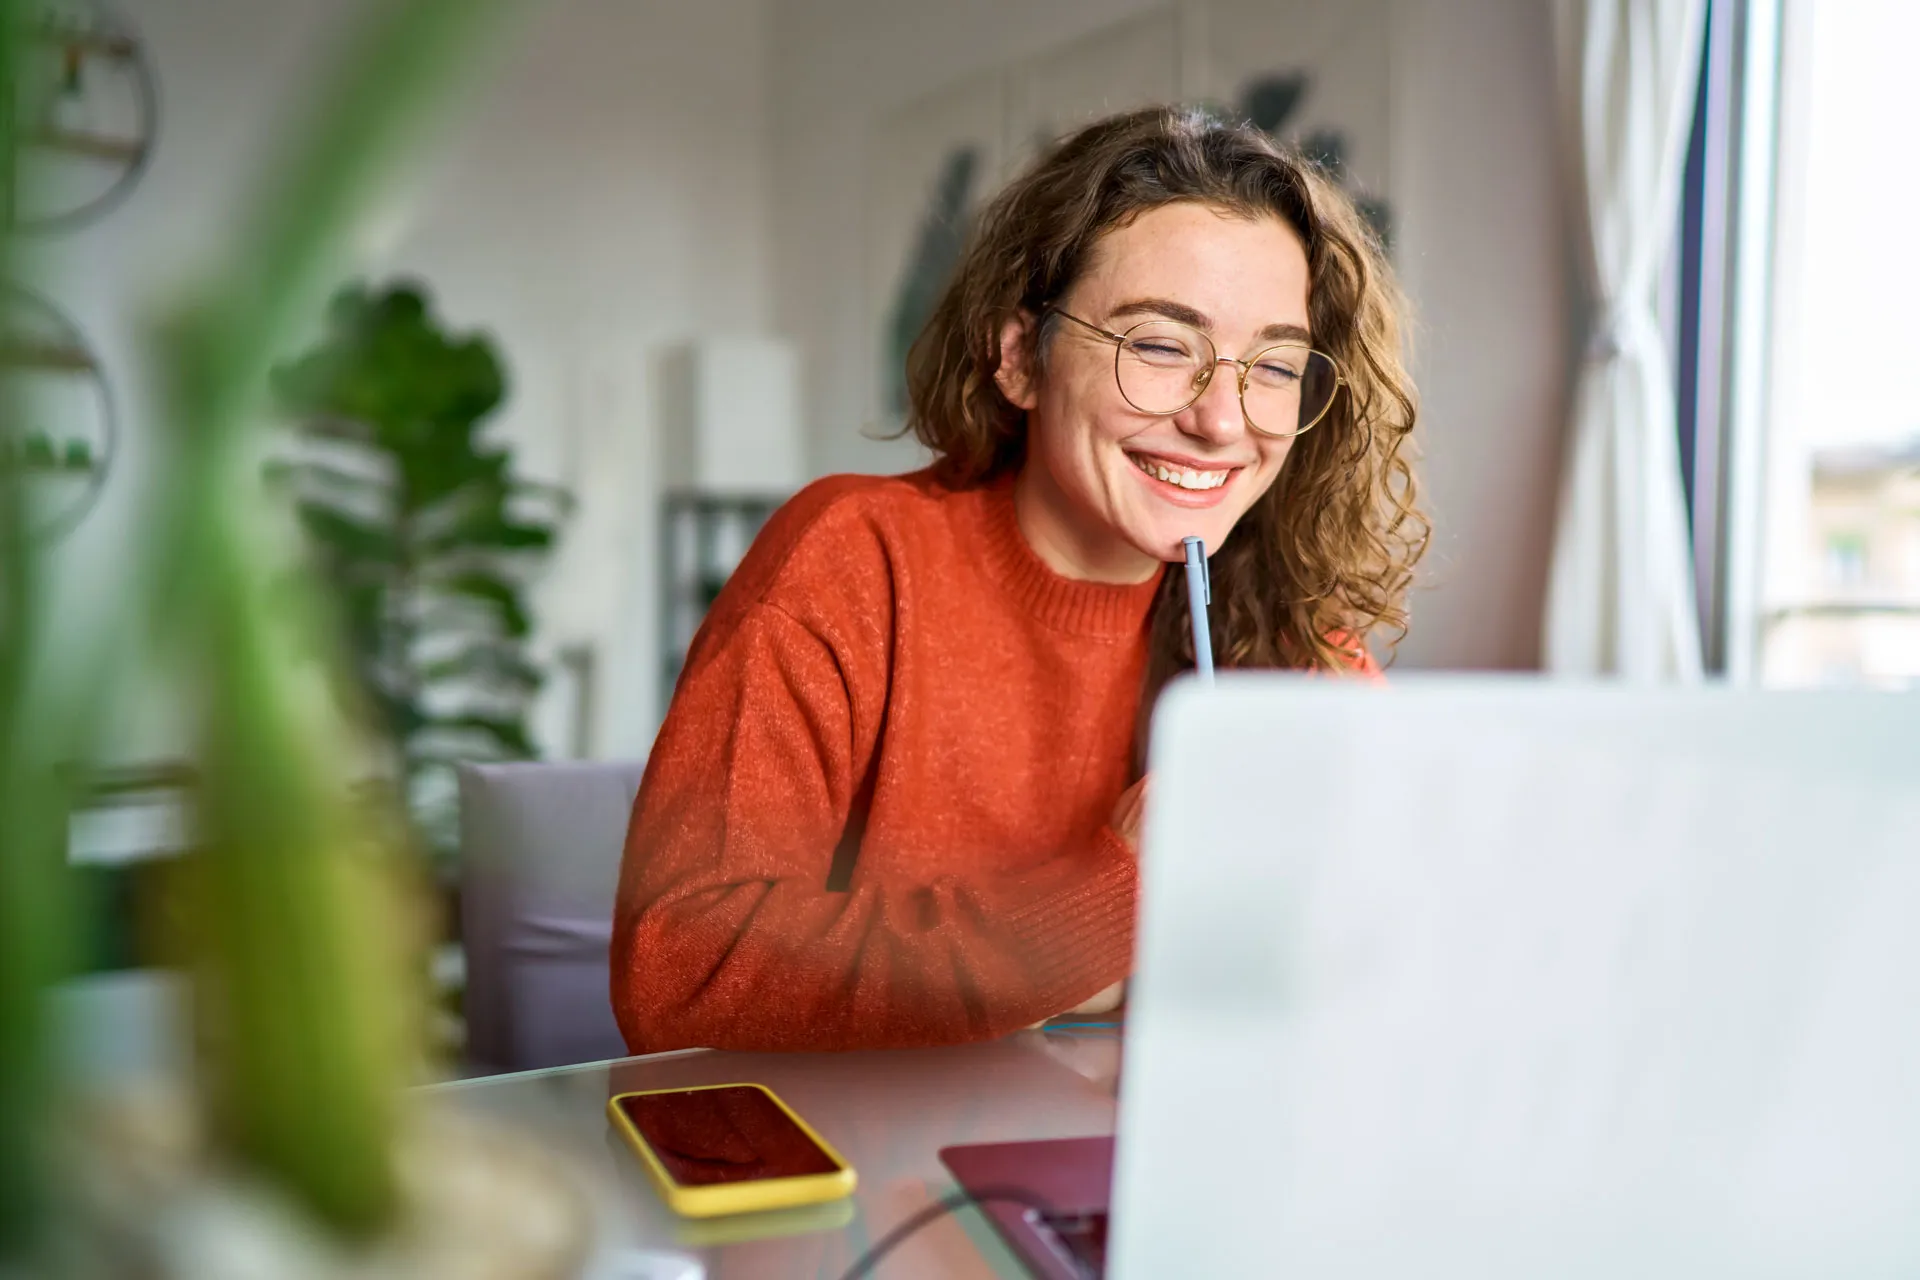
[{"x1": 606, "y1": 1082, "x2": 858, "y2": 1218}]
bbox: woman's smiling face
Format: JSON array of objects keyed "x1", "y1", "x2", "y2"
[{"x1": 1001, "y1": 201, "x2": 1314, "y2": 583}]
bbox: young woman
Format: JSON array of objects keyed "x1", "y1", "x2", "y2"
[{"x1": 611, "y1": 104, "x2": 1425, "y2": 1054}]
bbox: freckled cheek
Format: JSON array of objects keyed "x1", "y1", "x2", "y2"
[
  {"x1": 1226, "y1": 443, "x2": 1289, "y2": 519},
  {"x1": 1053, "y1": 360, "x2": 1131, "y2": 430},
  {"x1": 1064, "y1": 410, "x2": 1135, "y2": 472},
  {"x1": 1255, "y1": 439, "x2": 1296, "y2": 484},
  {"x1": 1036, "y1": 376, "x2": 1113, "y2": 459}
]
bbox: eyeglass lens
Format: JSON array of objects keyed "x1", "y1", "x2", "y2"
[{"x1": 1113, "y1": 320, "x2": 1338, "y2": 435}]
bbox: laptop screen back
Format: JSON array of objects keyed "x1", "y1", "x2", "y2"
[{"x1": 1111, "y1": 679, "x2": 1920, "y2": 1280}]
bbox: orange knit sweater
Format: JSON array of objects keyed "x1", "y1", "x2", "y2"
[{"x1": 611, "y1": 470, "x2": 1368, "y2": 1054}]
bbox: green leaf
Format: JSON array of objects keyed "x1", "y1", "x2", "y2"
[
  {"x1": 404, "y1": 447, "x2": 509, "y2": 513},
  {"x1": 273, "y1": 283, "x2": 509, "y2": 469},
  {"x1": 417, "y1": 509, "x2": 555, "y2": 555},
  {"x1": 411, "y1": 711, "x2": 536, "y2": 759},
  {"x1": 296, "y1": 503, "x2": 402, "y2": 568},
  {"x1": 283, "y1": 414, "x2": 378, "y2": 448},
  {"x1": 417, "y1": 641, "x2": 543, "y2": 692},
  {"x1": 408, "y1": 467, "x2": 510, "y2": 538},
  {"x1": 420, "y1": 572, "x2": 530, "y2": 636},
  {"x1": 148, "y1": 0, "x2": 527, "y2": 1240},
  {"x1": 271, "y1": 457, "x2": 394, "y2": 504}
]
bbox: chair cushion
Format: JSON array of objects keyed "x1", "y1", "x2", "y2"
[{"x1": 457, "y1": 760, "x2": 645, "y2": 1073}]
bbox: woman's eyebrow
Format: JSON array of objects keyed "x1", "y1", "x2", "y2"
[
  {"x1": 1108, "y1": 297, "x2": 1313, "y2": 345},
  {"x1": 1108, "y1": 297, "x2": 1210, "y2": 328},
  {"x1": 1256, "y1": 321, "x2": 1314, "y2": 345}
]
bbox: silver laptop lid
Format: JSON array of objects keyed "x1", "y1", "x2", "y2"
[{"x1": 1112, "y1": 677, "x2": 1920, "y2": 1280}]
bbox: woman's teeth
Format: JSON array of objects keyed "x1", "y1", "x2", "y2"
[{"x1": 1130, "y1": 454, "x2": 1230, "y2": 491}]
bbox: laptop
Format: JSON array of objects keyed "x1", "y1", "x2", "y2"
[{"x1": 944, "y1": 678, "x2": 1920, "y2": 1279}]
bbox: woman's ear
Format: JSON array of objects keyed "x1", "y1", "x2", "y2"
[{"x1": 994, "y1": 311, "x2": 1040, "y2": 411}]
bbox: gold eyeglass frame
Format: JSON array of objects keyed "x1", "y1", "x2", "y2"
[{"x1": 1049, "y1": 308, "x2": 1346, "y2": 438}]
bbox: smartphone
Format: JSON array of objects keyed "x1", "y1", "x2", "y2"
[{"x1": 606, "y1": 1082, "x2": 857, "y2": 1218}]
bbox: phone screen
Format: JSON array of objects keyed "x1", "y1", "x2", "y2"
[{"x1": 615, "y1": 1086, "x2": 841, "y2": 1187}]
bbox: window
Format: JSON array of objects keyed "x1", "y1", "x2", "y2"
[
  {"x1": 1696, "y1": 0, "x2": 1920, "y2": 690},
  {"x1": 1822, "y1": 534, "x2": 1866, "y2": 590}
]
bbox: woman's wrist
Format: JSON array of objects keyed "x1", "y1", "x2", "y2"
[{"x1": 1065, "y1": 979, "x2": 1125, "y2": 1016}]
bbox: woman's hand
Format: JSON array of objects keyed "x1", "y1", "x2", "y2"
[
  {"x1": 1064, "y1": 980, "x2": 1125, "y2": 1016},
  {"x1": 1042, "y1": 779, "x2": 1148, "y2": 1021},
  {"x1": 1024, "y1": 777, "x2": 1148, "y2": 1032},
  {"x1": 1030, "y1": 978, "x2": 1126, "y2": 1030},
  {"x1": 1110, "y1": 775, "x2": 1148, "y2": 855},
  {"x1": 1077, "y1": 779, "x2": 1147, "y2": 1011}
]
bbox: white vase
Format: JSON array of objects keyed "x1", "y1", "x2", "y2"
[{"x1": 48, "y1": 1084, "x2": 593, "y2": 1280}]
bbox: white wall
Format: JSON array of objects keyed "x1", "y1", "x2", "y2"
[
  {"x1": 33, "y1": 0, "x2": 1567, "y2": 792},
  {"x1": 767, "y1": 0, "x2": 1178, "y2": 482},
  {"x1": 370, "y1": 0, "x2": 776, "y2": 758},
  {"x1": 767, "y1": 0, "x2": 1572, "y2": 670},
  {"x1": 32, "y1": 0, "x2": 775, "y2": 764},
  {"x1": 1385, "y1": 0, "x2": 1570, "y2": 669}
]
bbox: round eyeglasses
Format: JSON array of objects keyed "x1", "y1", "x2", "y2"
[{"x1": 1049, "y1": 308, "x2": 1345, "y2": 438}]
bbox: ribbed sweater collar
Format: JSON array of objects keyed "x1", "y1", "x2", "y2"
[{"x1": 969, "y1": 474, "x2": 1162, "y2": 638}]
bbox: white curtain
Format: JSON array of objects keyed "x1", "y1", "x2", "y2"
[{"x1": 1543, "y1": 0, "x2": 1710, "y2": 680}]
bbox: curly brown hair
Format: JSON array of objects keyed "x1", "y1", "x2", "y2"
[{"x1": 905, "y1": 104, "x2": 1427, "y2": 746}]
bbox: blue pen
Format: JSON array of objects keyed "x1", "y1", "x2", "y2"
[{"x1": 1182, "y1": 536, "x2": 1213, "y2": 683}]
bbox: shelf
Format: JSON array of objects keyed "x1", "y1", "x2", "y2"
[
  {"x1": 0, "y1": 461, "x2": 100, "y2": 475},
  {"x1": 25, "y1": 128, "x2": 144, "y2": 164},
  {"x1": 1, "y1": 429, "x2": 101, "y2": 474},
  {"x1": 77, "y1": 760, "x2": 199, "y2": 801},
  {"x1": 0, "y1": 338, "x2": 98, "y2": 373},
  {"x1": 23, "y1": 23, "x2": 139, "y2": 62}
]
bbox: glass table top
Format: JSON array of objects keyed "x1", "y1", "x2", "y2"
[{"x1": 428, "y1": 1026, "x2": 1122, "y2": 1278}]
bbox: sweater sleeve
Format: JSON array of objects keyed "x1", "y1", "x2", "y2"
[{"x1": 611, "y1": 601, "x2": 1137, "y2": 1054}]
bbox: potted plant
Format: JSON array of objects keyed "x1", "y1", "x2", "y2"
[
  {"x1": 0, "y1": 2, "x2": 592, "y2": 1276},
  {"x1": 269, "y1": 280, "x2": 567, "y2": 864}
]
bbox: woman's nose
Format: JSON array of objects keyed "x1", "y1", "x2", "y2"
[{"x1": 1180, "y1": 360, "x2": 1248, "y2": 444}]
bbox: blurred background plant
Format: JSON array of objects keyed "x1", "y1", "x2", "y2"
[
  {"x1": 2, "y1": 4, "x2": 93, "y2": 1261},
  {"x1": 0, "y1": 0, "x2": 596, "y2": 1275},
  {"x1": 269, "y1": 281, "x2": 568, "y2": 864}
]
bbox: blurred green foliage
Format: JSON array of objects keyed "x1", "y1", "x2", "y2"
[
  {"x1": 0, "y1": 0, "x2": 87, "y2": 1260},
  {"x1": 1, "y1": 0, "x2": 521, "y2": 1265},
  {"x1": 0, "y1": 431, "x2": 93, "y2": 472}
]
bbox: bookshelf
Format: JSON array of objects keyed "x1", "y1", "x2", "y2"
[{"x1": 658, "y1": 491, "x2": 785, "y2": 710}]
